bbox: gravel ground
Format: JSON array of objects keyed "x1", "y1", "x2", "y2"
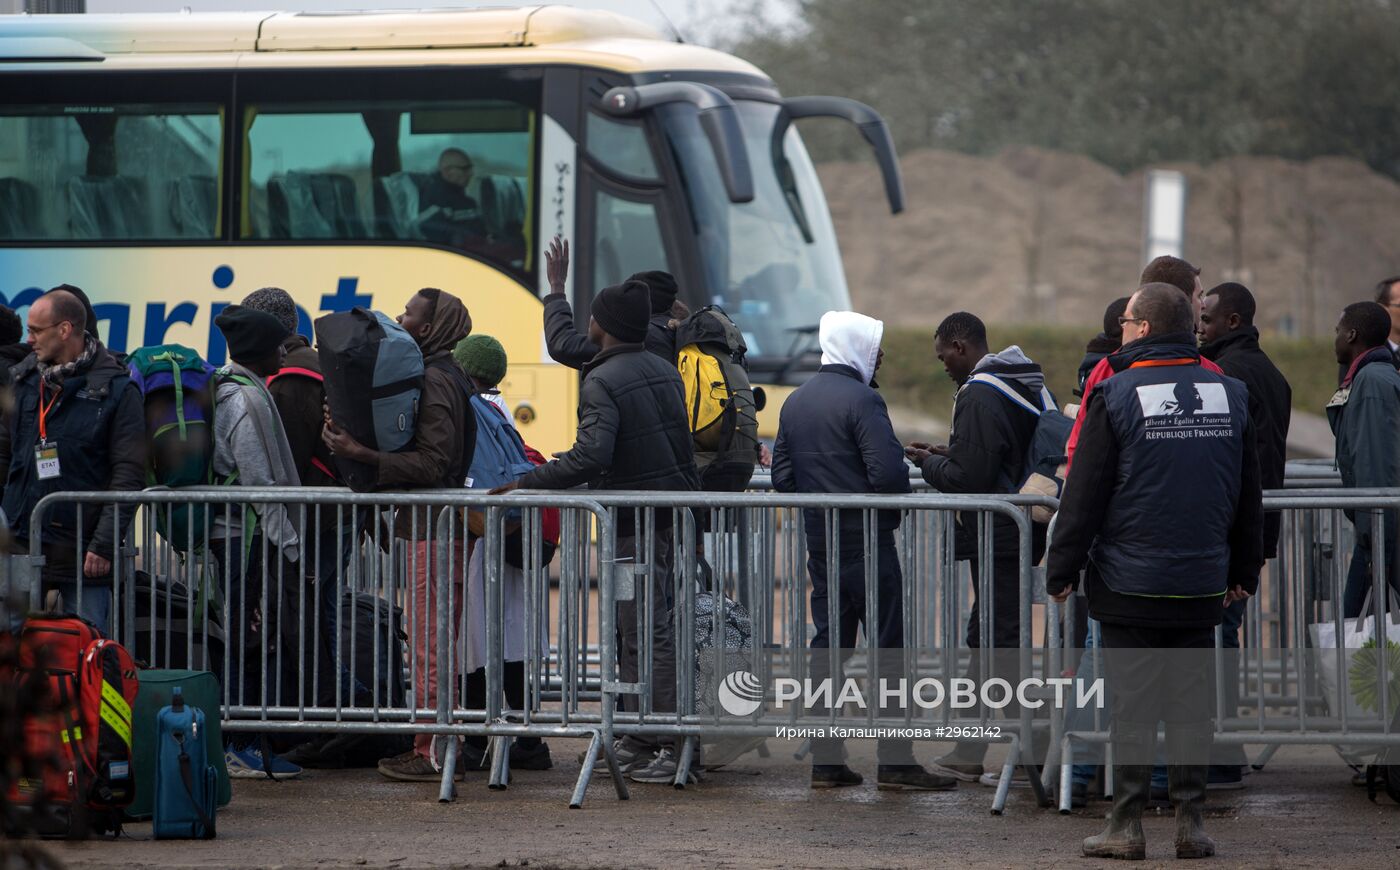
[{"x1": 38, "y1": 739, "x2": 1400, "y2": 869}]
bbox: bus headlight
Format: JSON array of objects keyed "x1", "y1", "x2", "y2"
[{"x1": 514, "y1": 402, "x2": 535, "y2": 426}]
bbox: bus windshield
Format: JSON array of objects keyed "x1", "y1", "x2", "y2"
[{"x1": 661, "y1": 100, "x2": 851, "y2": 367}]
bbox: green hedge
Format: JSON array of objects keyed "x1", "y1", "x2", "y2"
[{"x1": 879, "y1": 326, "x2": 1336, "y2": 422}]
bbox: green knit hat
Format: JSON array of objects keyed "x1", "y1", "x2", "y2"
[{"x1": 453, "y1": 334, "x2": 507, "y2": 385}]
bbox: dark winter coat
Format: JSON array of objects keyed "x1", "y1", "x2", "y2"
[
  {"x1": 772, "y1": 364, "x2": 910, "y2": 543},
  {"x1": 1200, "y1": 327, "x2": 1292, "y2": 558},
  {"x1": 0, "y1": 347, "x2": 145, "y2": 560},
  {"x1": 1046, "y1": 334, "x2": 1265, "y2": 629},
  {"x1": 1076, "y1": 333, "x2": 1120, "y2": 395},
  {"x1": 517, "y1": 343, "x2": 699, "y2": 534}
]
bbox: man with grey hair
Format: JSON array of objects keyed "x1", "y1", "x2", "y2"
[
  {"x1": 1047, "y1": 283, "x2": 1263, "y2": 860},
  {"x1": 0, "y1": 288, "x2": 144, "y2": 633}
]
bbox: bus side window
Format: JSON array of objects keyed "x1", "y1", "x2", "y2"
[
  {"x1": 241, "y1": 100, "x2": 535, "y2": 275},
  {"x1": 593, "y1": 190, "x2": 670, "y2": 290},
  {"x1": 0, "y1": 108, "x2": 221, "y2": 242}
]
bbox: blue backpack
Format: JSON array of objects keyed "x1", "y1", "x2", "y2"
[
  {"x1": 967, "y1": 373, "x2": 1072, "y2": 509},
  {"x1": 466, "y1": 393, "x2": 536, "y2": 495},
  {"x1": 153, "y1": 687, "x2": 217, "y2": 840}
]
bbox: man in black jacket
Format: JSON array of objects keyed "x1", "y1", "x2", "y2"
[
  {"x1": 773, "y1": 310, "x2": 954, "y2": 792},
  {"x1": 1198, "y1": 281, "x2": 1291, "y2": 787},
  {"x1": 502, "y1": 279, "x2": 699, "y2": 784},
  {"x1": 906, "y1": 312, "x2": 1049, "y2": 784},
  {"x1": 0, "y1": 289, "x2": 145, "y2": 634},
  {"x1": 539, "y1": 237, "x2": 679, "y2": 366},
  {"x1": 1047, "y1": 284, "x2": 1264, "y2": 860}
]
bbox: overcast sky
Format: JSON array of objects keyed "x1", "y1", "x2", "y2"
[{"x1": 82, "y1": 1, "x2": 795, "y2": 45}]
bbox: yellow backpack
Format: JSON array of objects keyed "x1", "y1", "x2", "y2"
[{"x1": 673, "y1": 306, "x2": 759, "y2": 464}]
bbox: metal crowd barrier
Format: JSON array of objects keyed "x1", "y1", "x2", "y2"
[
  {"x1": 17, "y1": 480, "x2": 1385, "y2": 817},
  {"x1": 14, "y1": 486, "x2": 1062, "y2": 813},
  {"x1": 1052, "y1": 488, "x2": 1400, "y2": 812}
]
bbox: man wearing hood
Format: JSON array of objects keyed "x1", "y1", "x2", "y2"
[
  {"x1": 324, "y1": 287, "x2": 477, "y2": 783},
  {"x1": 539, "y1": 236, "x2": 680, "y2": 366},
  {"x1": 1046, "y1": 284, "x2": 1263, "y2": 860},
  {"x1": 1078, "y1": 298, "x2": 1129, "y2": 394},
  {"x1": 0, "y1": 290, "x2": 144, "y2": 634},
  {"x1": 1198, "y1": 282, "x2": 1291, "y2": 789},
  {"x1": 1328, "y1": 301, "x2": 1400, "y2": 619},
  {"x1": 772, "y1": 311, "x2": 954, "y2": 792},
  {"x1": 906, "y1": 312, "x2": 1050, "y2": 785}
]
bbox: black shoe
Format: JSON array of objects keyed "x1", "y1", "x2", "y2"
[
  {"x1": 811, "y1": 764, "x2": 863, "y2": 789},
  {"x1": 456, "y1": 741, "x2": 488, "y2": 774},
  {"x1": 1207, "y1": 764, "x2": 1244, "y2": 790},
  {"x1": 510, "y1": 740, "x2": 553, "y2": 771},
  {"x1": 282, "y1": 738, "x2": 343, "y2": 770},
  {"x1": 877, "y1": 764, "x2": 957, "y2": 791},
  {"x1": 1071, "y1": 780, "x2": 1089, "y2": 808}
]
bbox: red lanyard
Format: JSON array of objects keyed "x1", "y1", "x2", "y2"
[{"x1": 38, "y1": 379, "x2": 59, "y2": 443}]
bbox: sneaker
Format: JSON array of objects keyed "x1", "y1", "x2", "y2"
[
  {"x1": 979, "y1": 767, "x2": 1033, "y2": 789},
  {"x1": 929, "y1": 752, "x2": 984, "y2": 783},
  {"x1": 876, "y1": 764, "x2": 957, "y2": 791},
  {"x1": 628, "y1": 747, "x2": 699, "y2": 785},
  {"x1": 591, "y1": 739, "x2": 655, "y2": 774},
  {"x1": 510, "y1": 740, "x2": 553, "y2": 771},
  {"x1": 811, "y1": 764, "x2": 863, "y2": 789},
  {"x1": 225, "y1": 745, "x2": 302, "y2": 780},
  {"x1": 378, "y1": 750, "x2": 458, "y2": 783},
  {"x1": 1207, "y1": 764, "x2": 1245, "y2": 790}
]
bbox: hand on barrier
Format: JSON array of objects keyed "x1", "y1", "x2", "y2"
[
  {"x1": 1048, "y1": 585, "x2": 1073, "y2": 604},
  {"x1": 489, "y1": 481, "x2": 520, "y2": 495}
]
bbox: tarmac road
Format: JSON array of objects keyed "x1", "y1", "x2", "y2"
[{"x1": 40, "y1": 739, "x2": 1400, "y2": 869}]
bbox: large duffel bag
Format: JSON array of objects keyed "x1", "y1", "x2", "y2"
[
  {"x1": 315, "y1": 307, "x2": 423, "y2": 492},
  {"x1": 131, "y1": 571, "x2": 225, "y2": 674},
  {"x1": 126, "y1": 669, "x2": 231, "y2": 821}
]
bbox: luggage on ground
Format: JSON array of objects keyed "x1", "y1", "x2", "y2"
[
  {"x1": 127, "y1": 668, "x2": 231, "y2": 820},
  {"x1": 315, "y1": 308, "x2": 424, "y2": 492},
  {"x1": 6, "y1": 614, "x2": 138, "y2": 837},
  {"x1": 131, "y1": 571, "x2": 225, "y2": 673},
  {"x1": 153, "y1": 686, "x2": 217, "y2": 839}
]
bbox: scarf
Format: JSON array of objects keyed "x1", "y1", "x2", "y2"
[{"x1": 38, "y1": 335, "x2": 98, "y2": 388}]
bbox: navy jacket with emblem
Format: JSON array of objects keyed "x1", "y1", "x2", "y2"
[
  {"x1": 1046, "y1": 334, "x2": 1264, "y2": 628},
  {"x1": 0, "y1": 347, "x2": 146, "y2": 557}
]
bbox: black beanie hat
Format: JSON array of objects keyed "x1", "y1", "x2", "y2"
[
  {"x1": 216, "y1": 304, "x2": 290, "y2": 363},
  {"x1": 591, "y1": 280, "x2": 651, "y2": 343},
  {"x1": 628, "y1": 270, "x2": 679, "y2": 315}
]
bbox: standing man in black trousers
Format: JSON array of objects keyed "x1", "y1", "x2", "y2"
[{"x1": 1047, "y1": 284, "x2": 1263, "y2": 860}]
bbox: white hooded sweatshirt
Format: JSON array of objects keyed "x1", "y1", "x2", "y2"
[{"x1": 819, "y1": 311, "x2": 884, "y2": 385}]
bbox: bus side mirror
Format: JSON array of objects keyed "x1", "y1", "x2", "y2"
[
  {"x1": 599, "y1": 83, "x2": 755, "y2": 205},
  {"x1": 777, "y1": 96, "x2": 904, "y2": 215}
]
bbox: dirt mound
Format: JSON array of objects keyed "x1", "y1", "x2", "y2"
[{"x1": 822, "y1": 147, "x2": 1400, "y2": 334}]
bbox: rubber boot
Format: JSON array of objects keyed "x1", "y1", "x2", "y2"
[
  {"x1": 1167, "y1": 722, "x2": 1216, "y2": 859},
  {"x1": 1083, "y1": 721, "x2": 1153, "y2": 860}
]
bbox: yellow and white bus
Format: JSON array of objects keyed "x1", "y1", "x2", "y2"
[{"x1": 0, "y1": 6, "x2": 902, "y2": 453}]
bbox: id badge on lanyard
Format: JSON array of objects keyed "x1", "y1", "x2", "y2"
[{"x1": 36, "y1": 381, "x2": 61, "y2": 481}]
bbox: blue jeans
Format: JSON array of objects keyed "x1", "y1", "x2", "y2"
[{"x1": 54, "y1": 580, "x2": 111, "y2": 637}]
